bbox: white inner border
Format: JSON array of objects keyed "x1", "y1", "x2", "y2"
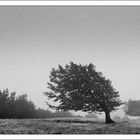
[
  {"x1": 0, "y1": 1, "x2": 140, "y2": 5},
  {"x1": 0, "y1": 1, "x2": 140, "y2": 139}
]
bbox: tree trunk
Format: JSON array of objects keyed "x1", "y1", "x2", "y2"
[{"x1": 105, "y1": 111, "x2": 115, "y2": 123}]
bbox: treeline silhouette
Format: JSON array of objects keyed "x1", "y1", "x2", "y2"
[
  {"x1": 124, "y1": 99, "x2": 140, "y2": 116},
  {"x1": 0, "y1": 89, "x2": 75, "y2": 119}
]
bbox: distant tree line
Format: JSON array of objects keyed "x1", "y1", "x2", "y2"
[
  {"x1": 0, "y1": 89, "x2": 36, "y2": 118},
  {"x1": 124, "y1": 99, "x2": 140, "y2": 116},
  {"x1": 0, "y1": 89, "x2": 75, "y2": 119}
]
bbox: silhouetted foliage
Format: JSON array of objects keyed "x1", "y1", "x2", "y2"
[
  {"x1": 45, "y1": 62, "x2": 122, "y2": 123},
  {"x1": 0, "y1": 89, "x2": 36, "y2": 118},
  {"x1": 0, "y1": 89, "x2": 12, "y2": 118},
  {"x1": 125, "y1": 100, "x2": 140, "y2": 116},
  {"x1": 14, "y1": 94, "x2": 36, "y2": 118}
]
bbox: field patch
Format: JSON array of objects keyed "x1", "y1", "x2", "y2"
[{"x1": 0, "y1": 118, "x2": 140, "y2": 134}]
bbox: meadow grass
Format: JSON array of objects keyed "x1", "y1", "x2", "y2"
[{"x1": 0, "y1": 118, "x2": 140, "y2": 134}]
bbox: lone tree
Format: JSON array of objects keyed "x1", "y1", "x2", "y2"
[{"x1": 45, "y1": 62, "x2": 122, "y2": 123}]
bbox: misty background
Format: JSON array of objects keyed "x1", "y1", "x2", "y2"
[{"x1": 0, "y1": 6, "x2": 140, "y2": 116}]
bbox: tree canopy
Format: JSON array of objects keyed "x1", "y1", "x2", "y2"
[{"x1": 45, "y1": 62, "x2": 122, "y2": 123}]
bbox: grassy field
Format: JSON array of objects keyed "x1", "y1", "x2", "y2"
[{"x1": 0, "y1": 117, "x2": 140, "y2": 134}]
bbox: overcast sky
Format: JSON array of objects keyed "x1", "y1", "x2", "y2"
[{"x1": 0, "y1": 6, "x2": 140, "y2": 110}]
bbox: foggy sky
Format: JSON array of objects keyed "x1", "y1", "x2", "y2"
[{"x1": 0, "y1": 6, "x2": 140, "y2": 110}]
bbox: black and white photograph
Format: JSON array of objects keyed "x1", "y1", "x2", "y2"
[{"x1": 0, "y1": 5, "x2": 140, "y2": 135}]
